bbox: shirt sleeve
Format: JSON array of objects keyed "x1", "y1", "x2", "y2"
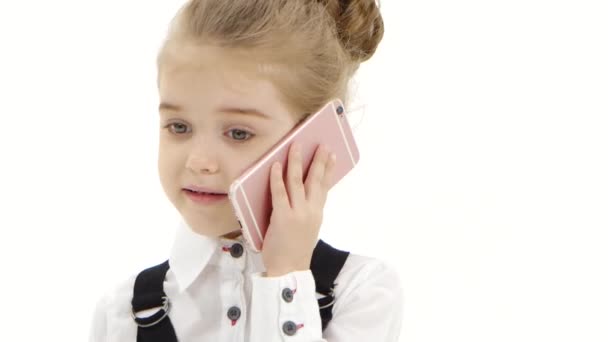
[
  {"x1": 88, "y1": 294, "x2": 109, "y2": 342},
  {"x1": 248, "y1": 259, "x2": 404, "y2": 342},
  {"x1": 249, "y1": 269, "x2": 324, "y2": 341},
  {"x1": 322, "y1": 259, "x2": 404, "y2": 342},
  {"x1": 88, "y1": 275, "x2": 137, "y2": 342}
]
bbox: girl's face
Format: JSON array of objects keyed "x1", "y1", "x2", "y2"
[{"x1": 157, "y1": 51, "x2": 299, "y2": 238}]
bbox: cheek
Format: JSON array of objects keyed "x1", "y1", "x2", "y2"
[
  {"x1": 227, "y1": 137, "x2": 284, "y2": 178},
  {"x1": 222, "y1": 150, "x2": 251, "y2": 180},
  {"x1": 157, "y1": 144, "x2": 183, "y2": 179},
  {"x1": 157, "y1": 155, "x2": 172, "y2": 190}
]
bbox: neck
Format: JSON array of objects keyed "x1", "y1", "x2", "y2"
[{"x1": 221, "y1": 230, "x2": 242, "y2": 240}]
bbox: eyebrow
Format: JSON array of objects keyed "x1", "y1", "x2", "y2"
[{"x1": 159, "y1": 102, "x2": 271, "y2": 119}]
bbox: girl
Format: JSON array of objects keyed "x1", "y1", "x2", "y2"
[{"x1": 89, "y1": 0, "x2": 403, "y2": 341}]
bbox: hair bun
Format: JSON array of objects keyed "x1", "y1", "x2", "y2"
[{"x1": 320, "y1": 0, "x2": 384, "y2": 62}]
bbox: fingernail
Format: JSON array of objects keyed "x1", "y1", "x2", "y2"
[{"x1": 331, "y1": 153, "x2": 337, "y2": 161}]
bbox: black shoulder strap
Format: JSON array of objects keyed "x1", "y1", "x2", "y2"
[
  {"x1": 310, "y1": 239, "x2": 350, "y2": 330},
  {"x1": 131, "y1": 260, "x2": 178, "y2": 342},
  {"x1": 131, "y1": 239, "x2": 349, "y2": 341}
]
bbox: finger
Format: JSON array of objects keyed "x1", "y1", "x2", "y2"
[
  {"x1": 314, "y1": 151, "x2": 336, "y2": 205},
  {"x1": 269, "y1": 162, "x2": 290, "y2": 210},
  {"x1": 304, "y1": 145, "x2": 329, "y2": 201},
  {"x1": 286, "y1": 143, "x2": 306, "y2": 207},
  {"x1": 322, "y1": 152, "x2": 337, "y2": 190}
]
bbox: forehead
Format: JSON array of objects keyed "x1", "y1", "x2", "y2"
[{"x1": 157, "y1": 43, "x2": 293, "y2": 119}]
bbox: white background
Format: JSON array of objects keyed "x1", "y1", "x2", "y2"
[{"x1": 1, "y1": 0, "x2": 607, "y2": 341}]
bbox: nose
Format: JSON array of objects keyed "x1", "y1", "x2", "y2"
[{"x1": 186, "y1": 145, "x2": 220, "y2": 174}]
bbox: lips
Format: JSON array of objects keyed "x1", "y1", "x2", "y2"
[
  {"x1": 183, "y1": 186, "x2": 228, "y2": 205},
  {"x1": 184, "y1": 185, "x2": 227, "y2": 195},
  {"x1": 185, "y1": 189, "x2": 225, "y2": 195}
]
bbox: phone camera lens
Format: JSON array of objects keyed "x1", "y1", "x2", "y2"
[{"x1": 336, "y1": 106, "x2": 344, "y2": 115}]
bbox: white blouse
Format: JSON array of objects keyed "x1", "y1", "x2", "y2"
[{"x1": 89, "y1": 220, "x2": 404, "y2": 341}]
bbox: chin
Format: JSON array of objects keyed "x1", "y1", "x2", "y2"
[{"x1": 182, "y1": 212, "x2": 240, "y2": 238}]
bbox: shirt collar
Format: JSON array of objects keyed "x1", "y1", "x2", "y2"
[
  {"x1": 168, "y1": 219, "x2": 221, "y2": 292},
  {"x1": 168, "y1": 219, "x2": 250, "y2": 292}
]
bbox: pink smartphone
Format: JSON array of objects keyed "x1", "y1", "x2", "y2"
[{"x1": 228, "y1": 98, "x2": 359, "y2": 252}]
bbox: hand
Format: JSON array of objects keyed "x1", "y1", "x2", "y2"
[{"x1": 261, "y1": 143, "x2": 336, "y2": 277}]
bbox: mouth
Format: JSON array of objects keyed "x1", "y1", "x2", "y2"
[
  {"x1": 184, "y1": 184, "x2": 228, "y2": 194},
  {"x1": 184, "y1": 188, "x2": 226, "y2": 195},
  {"x1": 183, "y1": 188, "x2": 228, "y2": 204}
]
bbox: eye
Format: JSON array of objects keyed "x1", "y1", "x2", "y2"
[
  {"x1": 226, "y1": 128, "x2": 254, "y2": 141},
  {"x1": 164, "y1": 122, "x2": 190, "y2": 135}
]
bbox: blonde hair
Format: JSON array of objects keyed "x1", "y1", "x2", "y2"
[{"x1": 157, "y1": 0, "x2": 384, "y2": 117}]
